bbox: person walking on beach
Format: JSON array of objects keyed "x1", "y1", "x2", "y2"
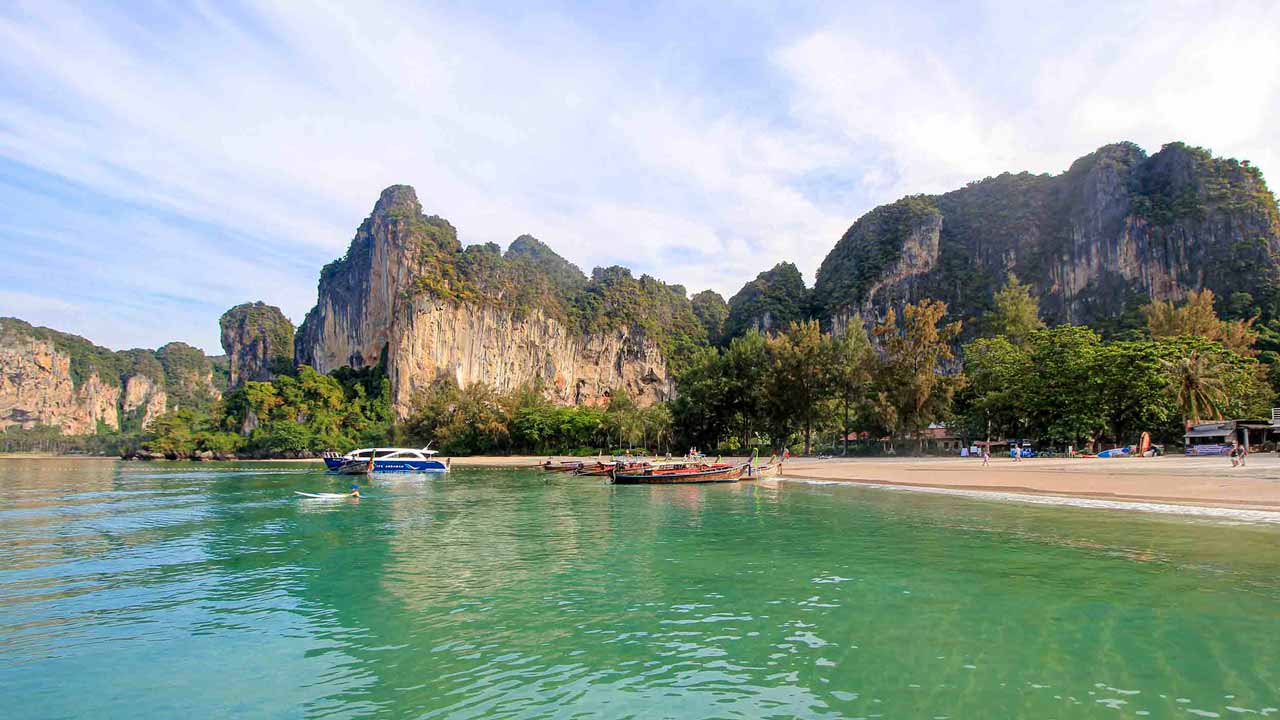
[
  {"x1": 981, "y1": 447, "x2": 990, "y2": 466},
  {"x1": 1230, "y1": 443, "x2": 1241, "y2": 468}
]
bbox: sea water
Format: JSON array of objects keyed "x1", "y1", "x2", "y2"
[{"x1": 1, "y1": 459, "x2": 1277, "y2": 718}]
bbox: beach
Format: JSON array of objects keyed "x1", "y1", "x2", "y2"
[{"x1": 779, "y1": 454, "x2": 1280, "y2": 512}]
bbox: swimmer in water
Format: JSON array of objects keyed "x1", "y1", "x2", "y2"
[{"x1": 348, "y1": 485, "x2": 361, "y2": 498}]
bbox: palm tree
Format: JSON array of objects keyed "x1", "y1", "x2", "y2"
[{"x1": 1161, "y1": 351, "x2": 1228, "y2": 427}]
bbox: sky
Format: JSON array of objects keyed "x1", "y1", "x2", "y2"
[{"x1": 1, "y1": 0, "x2": 1278, "y2": 354}]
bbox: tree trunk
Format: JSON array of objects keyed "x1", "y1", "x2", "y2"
[{"x1": 842, "y1": 395, "x2": 850, "y2": 456}]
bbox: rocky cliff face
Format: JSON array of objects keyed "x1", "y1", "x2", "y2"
[
  {"x1": 390, "y1": 300, "x2": 669, "y2": 411},
  {"x1": 121, "y1": 374, "x2": 167, "y2": 428},
  {"x1": 0, "y1": 318, "x2": 207, "y2": 435},
  {"x1": 220, "y1": 302, "x2": 295, "y2": 387},
  {"x1": 0, "y1": 325, "x2": 120, "y2": 434},
  {"x1": 812, "y1": 142, "x2": 1280, "y2": 330},
  {"x1": 297, "y1": 185, "x2": 678, "y2": 417}
]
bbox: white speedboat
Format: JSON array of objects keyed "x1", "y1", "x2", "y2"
[{"x1": 322, "y1": 447, "x2": 450, "y2": 473}]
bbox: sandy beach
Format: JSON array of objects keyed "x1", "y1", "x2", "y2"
[{"x1": 778, "y1": 454, "x2": 1280, "y2": 512}]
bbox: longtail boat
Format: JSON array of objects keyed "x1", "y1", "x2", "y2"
[
  {"x1": 540, "y1": 460, "x2": 584, "y2": 473},
  {"x1": 610, "y1": 462, "x2": 747, "y2": 484},
  {"x1": 575, "y1": 461, "x2": 649, "y2": 477},
  {"x1": 744, "y1": 455, "x2": 783, "y2": 478}
]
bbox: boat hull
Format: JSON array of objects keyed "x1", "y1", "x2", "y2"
[
  {"x1": 368, "y1": 459, "x2": 449, "y2": 473},
  {"x1": 325, "y1": 457, "x2": 448, "y2": 473},
  {"x1": 611, "y1": 463, "x2": 746, "y2": 484},
  {"x1": 575, "y1": 462, "x2": 648, "y2": 476}
]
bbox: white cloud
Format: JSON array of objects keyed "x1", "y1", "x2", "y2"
[
  {"x1": 0, "y1": 1, "x2": 1278, "y2": 353},
  {"x1": 777, "y1": 1, "x2": 1280, "y2": 200}
]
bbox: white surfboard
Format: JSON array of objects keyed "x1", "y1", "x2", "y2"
[{"x1": 294, "y1": 491, "x2": 355, "y2": 499}]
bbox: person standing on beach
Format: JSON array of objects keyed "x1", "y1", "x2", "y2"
[
  {"x1": 981, "y1": 447, "x2": 990, "y2": 466},
  {"x1": 1230, "y1": 443, "x2": 1240, "y2": 468}
]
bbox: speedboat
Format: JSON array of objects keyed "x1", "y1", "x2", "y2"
[{"x1": 322, "y1": 447, "x2": 450, "y2": 473}]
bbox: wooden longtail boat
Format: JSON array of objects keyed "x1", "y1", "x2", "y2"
[
  {"x1": 540, "y1": 460, "x2": 584, "y2": 472},
  {"x1": 610, "y1": 462, "x2": 747, "y2": 484},
  {"x1": 575, "y1": 461, "x2": 649, "y2": 477},
  {"x1": 744, "y1": 462, "x2": 782, "y2": 478},
  {"x1": 744, "y1": 455, "x2": 783, "y2": 478}
]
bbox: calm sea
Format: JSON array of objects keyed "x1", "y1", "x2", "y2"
[{"x1": 1, "y1": 460, "x2": 1277, "y2": 718}]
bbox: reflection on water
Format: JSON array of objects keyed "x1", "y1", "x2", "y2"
[{"x1": 1, "y1": 459, "x2": 1279, "y2": 719}]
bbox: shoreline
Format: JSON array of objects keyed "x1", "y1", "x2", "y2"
[{"x1": 7, "y1": 453, "x2": 1280, "y2": 517}]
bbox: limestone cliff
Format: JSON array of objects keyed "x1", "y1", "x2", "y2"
[
  {"x1": 121, "y1": 374, "x2": 167, "y2": 428},
  {"x1": 812, "y1": 142, "x2": 1280, "y2": 331},
  {"x1": 390, "y1": 300, "x2": 669, "y2": 412},
  {"x1": 297, "y1": 185, "x2": 684, "y2": 417},
  {"x1": 0, "y1": 318, "x2": 207, "y2": 435},
  {"x1": 155, "y1": 342, "x2": 221, "y2": 410},
  {"x1": 0, "y1": 321, "x2": 120, "y2": 434},
  {"x1": 219, "y1": 302, "x2": 295, "y2": 387}
]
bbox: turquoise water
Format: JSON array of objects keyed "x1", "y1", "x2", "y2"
[{"x1": 2, "y1": 460, "x2": 1279, "y2": 719}]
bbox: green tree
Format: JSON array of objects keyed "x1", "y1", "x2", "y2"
[
  {"x1": 721, "y1": 331, "x2": 769, "y2": 450},
  {"x1": 827, "y1": 318, "x2": 874, "y2": 454},
  {"x1": 870, "y1": 300, "x2": 963, "y2": 446},
  {"x1": 988, "y1": 273, "x2": 1044, "y2": 344},
  {"x1": 1160, "y1": 349, "x2": 1228, "y2": 426},
  {"x1": 956, "y1": 335, "x2": 1032, "y2": 442},
  {"x1": 765, "y1": 320, "x2": 830, "y2": 454},
  {"x1": 670, "y1": 348, "x2": 731, "y2": 451},
  {"x1": 1144, "y1": 289, "x2": 1258, "y2": 355}
]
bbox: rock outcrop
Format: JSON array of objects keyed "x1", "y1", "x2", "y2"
[
  {"x1": 390, "y1": 300, "x2": 670, "y2": 412},
  {"x1": 0, "y1": 321, "x2": 120, "y2": 434},
  {"x1": 121, "y1": 373, "x2": 167, "y2": 428},
  {"x1": 296, "y1": 185, "x2": 680, "y2": 417},
  {"x1": 723, "y1": 262, "x2": 810, "y2": 341},
  {"x1": 219, "y1": 302, "x2": 295, "y2": 387},
  {"x1": 690, "y1": 290, "x2": 728, "y2": 346},
  {"x1": 0, "y1": 318, "x2": 212, "y2": 435},
  {"x1": 155, "y1": 342, "x2": 221, "y2": 410},
  {"x1": 812, "y1": 142, "x2": 1280, "y2": 330}
]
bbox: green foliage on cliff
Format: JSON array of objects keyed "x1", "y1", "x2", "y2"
[
  {"x1": 0, "y1": 318, "x2": 224, "y2": 413},
  {"x1": 811, "y1": 141, "x2": 1280, "y2": 334},
  {"x1": 320, "y1": 189, "x2": 710, "y2": 373},
  {"x1": 690, "y1": 290, "x2": 728, "y2": 346},
  {"x1": 723, "y1": 262, "x2": 809, "y2": 342},
  {"x1": 219, "y1": 302, "x2": 295, "y2": 379},
  {"x1": 811, "y1": 196, "x2": 942, "y2": 319},
  {"x1": 570, "y1": 266, "x2": 707, "y2": 371},
  {"x1": 1131, "y1": 142, "x2": 1279, "y2": 226},
  {"x1": 505, "y1": 234, "x2": 588, "y2": 295},
  {"x1": 0, "y1": 317, "x2": 130, "y2": 390},
  {"x1": 155, "y1": 342, "x2": 219, "y2": 413}
]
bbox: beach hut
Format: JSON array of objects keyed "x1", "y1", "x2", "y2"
[{"x1": 1183, "y1": 419, "x2": 1273, "y2": 455}]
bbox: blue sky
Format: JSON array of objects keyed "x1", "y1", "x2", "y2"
[{"x1": 2, "y1": 1, "x2": 1278, "y2": 353}]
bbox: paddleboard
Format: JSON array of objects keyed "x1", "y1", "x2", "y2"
[{"x1": 294, "y1": 491, "x2": 355, "y2": 498}]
